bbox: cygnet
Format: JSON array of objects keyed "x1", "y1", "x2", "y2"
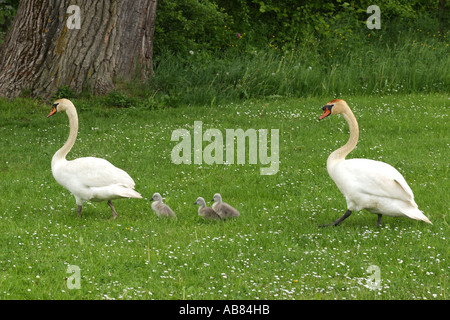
[
  {"x1": 150, "y1": 193, "x2": 176, "y2": 218},
  {"x1": 194, "y1": 197, "x2": 221, "y2": 220},
  {"x1": 211, "y1": 193, "x2": 240, "y2": 219}
]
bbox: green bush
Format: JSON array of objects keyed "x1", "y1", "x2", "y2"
[
  {"x1": 53, "y1": 85, "x2": 77, "y2": 100},
  {"x1": 154, "y1": 0, "x2": 448, "y2": 55},
  {"x1": 104, "y1": 90, "x2": 137, "y2": 108},
  {"x1": 154, "y1": 0, "x2": 232, "y2": 55},
  {"x1": 0, "y1": 0, "x2": 19, "y2": 43}
]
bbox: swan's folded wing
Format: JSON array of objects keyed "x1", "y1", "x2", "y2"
[
  {"x1": 341, "y1": 158, "x2": 415, "y2": 203},
  {"x1": 64, "y1": 157, "x2": 136, "y2": 189}
]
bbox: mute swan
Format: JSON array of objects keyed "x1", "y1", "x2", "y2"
[
  {"x1": 47, "y1": 99, "x2": 142, "y2": 219},
  {"x1": 318, "y1": 99, "x2": 431, "y2": 226},
  {"x1": 194, "y1": 197, "x2": 221, "y2": 220},
  {"x1": 211, "y1": 193, "x2": 240, "y2": 218},
  {"x1": 150, "y1": 193, "x2": 176, "y2": 218}
]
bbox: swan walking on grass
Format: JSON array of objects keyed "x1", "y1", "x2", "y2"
[
  {"x1": 47, "y1": 99, "x2": 142, "y2": 219},
  {"x1": 318, "y1": 99, "x2": 431, "y2": 227}
]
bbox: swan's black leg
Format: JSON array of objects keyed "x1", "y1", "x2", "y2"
[
  {"x1": 77, "y1": 205, "x2": 82, "y2": 218},
  {"x1": 376, "y1": 214, "x2": 382, "y2": 227},
  {"x1": 319, "y1": 210, "x2": 352, "y2": 227},
  {"x1": 108, "y1": 201, "x2": 118, "y2": 219}
]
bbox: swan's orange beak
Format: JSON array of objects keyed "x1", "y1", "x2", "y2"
[
  {"x1": 319, "y1": 107, "x2": 331, "y2": 120},
  {"x1": 47, "y1": 106, "x2": 57, "y2": 118}
]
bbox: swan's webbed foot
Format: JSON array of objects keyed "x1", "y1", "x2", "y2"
[
  {"x1": 319, "y1": 210, "x2": 352, "y2": 227},
  {"x1": 376, "y1": 214, "x2": 382, "y2": 227},
  {"x1": 77, "y1": 205, "x2": 82, "y2": 218},
  {"x1": 108, "y1": 200, "x2": 118, "y2": 219}
]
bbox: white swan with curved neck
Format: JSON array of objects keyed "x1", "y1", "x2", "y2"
[
  {"x1": 47, "y1": 99, "x2": 142, "y2": 219},
  {"x1": 319, "y1": 99, "x2": 431, "y2": 226}
]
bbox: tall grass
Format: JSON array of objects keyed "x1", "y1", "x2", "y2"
[{"x1": 146, "y1": 29, "x2": 449, "y2": 107}]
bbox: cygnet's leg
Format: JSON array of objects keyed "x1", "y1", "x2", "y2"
[
  {"x1": 108, "y1": 201, "x2": 118, "y2": 219},
  {"x1": 77, "y1": 205, "x2": 82, "y2": 218},
  {"x1": 319, "y1": 210, "x2": 352, "y2": 227},
  {"x1": 376, "y1": 214, "x2": 382, "y2": 227}
]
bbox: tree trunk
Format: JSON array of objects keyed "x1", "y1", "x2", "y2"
[{"x1": 0, "y1": 0, "x2": 157, "y2": 99}]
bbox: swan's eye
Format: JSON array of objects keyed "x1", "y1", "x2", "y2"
[
  {"x1": 322, "y1": 104, "x2": 334, "y2": 111},
  {"x1": 319, "y1": 104, "x2": 333, "y2": 120}
]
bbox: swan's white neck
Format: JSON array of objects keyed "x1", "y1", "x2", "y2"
[
  {"x1": 52, "y1": 105, "x2": 78, "y2": 166},
  {"x1": 327, "y1": 107, "x2": 359, "y2": 169}
]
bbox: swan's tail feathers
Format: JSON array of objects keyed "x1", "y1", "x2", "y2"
[
  {"x1": 92, "y1": 185, "x2": 143, "y2": 201},
  {"x1": 402, "y1": 208, "x2": 432, "y2": 224},
  {"x1": 122, "y1": 189, "x2": 142, "y2": 199},
  {"x1": 119, "y1": 187, "x2": 143, "y2": 199}
]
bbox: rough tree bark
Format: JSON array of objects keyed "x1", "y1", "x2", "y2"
[{"x1": 0, "y1": 0, "x2": 157, "y2": 99}]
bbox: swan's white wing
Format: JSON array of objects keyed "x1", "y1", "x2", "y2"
[
  {"x1": 334, "y1": 158, "x2": 415, "y2": 203},
  {"x1": 52, "y1": 156, "x2": 141, "y2": 203},
  {"x1": 64, "y1": 157, "x2": 136, "y2": 188},
  {"x1": 329, "y1": 158, "x2": 432, "y2": 222}
]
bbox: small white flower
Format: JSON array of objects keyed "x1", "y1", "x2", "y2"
[{"x1": 189, "y1": 50, "x2": 194, "y2": 55}]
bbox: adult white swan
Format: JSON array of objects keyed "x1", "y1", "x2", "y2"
[
  {"x1": 47, "y1": 99, "x2": 142, "y2": 219},
  {"x1": 319, "y1": 99, "x2": 431, "y2": 226}
]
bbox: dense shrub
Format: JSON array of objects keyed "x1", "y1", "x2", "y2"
[
  {"x1": 155, "y1": 0, "x2": 448, "y2": 54},
  {"x1": 153, "y1": 0, "x2": 232, "y2": 55}
]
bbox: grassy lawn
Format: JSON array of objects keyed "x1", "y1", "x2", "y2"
[{"x1": 0, "y1": 93, "x2": 448, "y2": 300}]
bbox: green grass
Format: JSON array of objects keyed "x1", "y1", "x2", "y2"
[
  {"x1": 0, "y1": 93, "x2": 448, "y2": 300},
  {"x1": 145, "y1": 28, "x2": 450, "y2": 107}
]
